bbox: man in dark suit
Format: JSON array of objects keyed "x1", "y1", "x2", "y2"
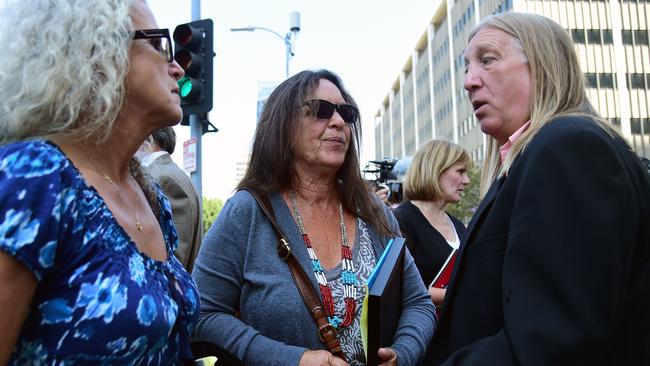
[
  {"x1": 429, "y1": 12, "x2": 650, "y2": 365},
  {"x1": 141, "y1": 127, "x2": 203, "y2": 272}
]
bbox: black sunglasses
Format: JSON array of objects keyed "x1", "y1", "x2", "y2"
[
  {"x1": 133, "y1": 28, "x2": 173, "y2": 63},
  {"x1": 302, "y1": 99, "x2": 359, "y2": 124}
]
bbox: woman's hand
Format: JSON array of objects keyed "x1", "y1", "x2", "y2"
[
  {"x1": 429, "y1": 286, "x2": 446, "y2": 306},
  {"x1": 299, "y1": 350, "x2": 349, "y2": 366},
  {"x1": 378, "y1": 347, "x2": 397, "y2": 365}
]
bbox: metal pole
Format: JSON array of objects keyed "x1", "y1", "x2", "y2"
[
  {"x1": 285, "y1": 38, "x2": 290, "y2": 78},
  {"x1": 190, "y1": 0, "x2": 202, "y2": 199},
  {"x1": 231, "y1": 18, "x2": 299, "y2": 80}
]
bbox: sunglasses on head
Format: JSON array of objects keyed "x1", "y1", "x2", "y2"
[{"x1": 302, "y1": 99, "x2": 359, "y2": 124}]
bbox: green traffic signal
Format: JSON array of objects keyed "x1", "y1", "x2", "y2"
[
  {"x1": 177, "y1": 76, "x2": 201, "y2": 103},
  {"x1": 178, "y1": 76, "x2": 192, "y2": 98}
]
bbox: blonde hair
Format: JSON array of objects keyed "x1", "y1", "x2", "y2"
[
  {"x1": 470, "y1": 12, "x2": 613, "y2": 196},
  {"x1": 404, "y1": 139, "x2": 472, "y2": 201},
  {"x1": 0, "y1": 0, "x2": 134, "y2": 144}
]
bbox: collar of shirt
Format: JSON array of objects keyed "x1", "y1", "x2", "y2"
[
  {"x1": 139, "y1": 151, "x2": 168, "y2": 168},
  {"x1": 499, "y1": 121, "x2": 531, "y2": 163}
]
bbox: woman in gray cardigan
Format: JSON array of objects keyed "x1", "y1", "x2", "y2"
[{"x1": 192, "y1": 69, "x2": 436, "y2": 366}]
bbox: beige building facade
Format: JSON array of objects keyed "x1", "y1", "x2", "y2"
[{"x1": 375, "y1": 0, "x2": 650, "y2": 163}]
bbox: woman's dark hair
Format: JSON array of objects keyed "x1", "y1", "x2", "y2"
[{"x1": 238, "y1": 69, "x2": 394, "y2": 236}]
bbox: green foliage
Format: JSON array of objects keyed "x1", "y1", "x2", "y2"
[
  {"x1": 446, "y1": 165, "x2": 482, "y2": 225},
  {"x1": 202, "y1": 197, "x2": 224, "y2": 235}
]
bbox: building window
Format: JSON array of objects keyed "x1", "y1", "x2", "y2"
[
  {"x1": 602, "y1": 30, "x2": 613, "y2": 44},
  {"x1": 622, "y1": 30, "x2": 633, "y2": 45},
  {"x1": 631, "y1": 118, "x2": 640, "y2": 133},
  {"x1": 628, "y1": 73, "x2": 647, "y2": 89},
  {"x1": 585, "y1": 73, "x2": 598, "y2": 88},
  {"x1": 610, "y1": 117, "x2": 621, "y2": 126},
  {"x1": 634, "y1": 30, "x2": 649, "y2": 46},
  {"x1": 600, "y1": 73, "x2": 614, "y2": 88},
  {"x1": 587, "y1": 29, "x2": 601, "y2": 44},
  {"x1": 571, "y1": 29, "x2": 585, "y2": 44},
  {"x1": 630, "y1": 118, "x2": 650, "y2": 134}
]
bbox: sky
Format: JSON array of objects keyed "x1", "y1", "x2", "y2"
[{"x1": 148, "y1": 0, "x2": 441, "y2": 201}]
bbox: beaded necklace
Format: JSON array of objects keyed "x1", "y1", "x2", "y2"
[{"x1": 289, "y1": 191, "x2": 357, "y2": 330}]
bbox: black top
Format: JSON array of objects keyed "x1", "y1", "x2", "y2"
[{"x1": 393, "y1": 200, "x2": 466, "y2": 287}]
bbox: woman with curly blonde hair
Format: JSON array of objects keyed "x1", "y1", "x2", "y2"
[{"x1": 0, "y1": 0, "x2": 200, "y2": 364}]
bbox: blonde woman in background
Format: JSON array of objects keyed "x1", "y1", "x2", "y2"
[{"x1": 393, "y1": 140, "x2": 471, "y2": 306}]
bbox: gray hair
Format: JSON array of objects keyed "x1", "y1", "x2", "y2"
[{"x1": 0, "y1": 0, "x2": 134, "y2": 144}]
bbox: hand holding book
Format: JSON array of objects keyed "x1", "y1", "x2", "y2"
[{"x1": 429, "y1": 249, "x2": 457, "y2": 315}]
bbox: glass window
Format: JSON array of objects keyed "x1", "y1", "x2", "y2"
[
  {"x1": 585, "y1": 73, "x2": 598, "y2": 88},
  {"x1": 631, "y1": 118, "x2": 641, "y2": 134},
  {"x1": 572, "y1": 29, "x2": 586, "y2": 44},
  {"x1": 600, "y1": 73, "x2": 614, "y2": 88},
  {"x1": 634, "y1": 30, "x2": 649, "y2": 45},
  {"x1": 602, "y1": 30, "x2": 613, "y2": 44},
  {"x1": 622, "y1": 30, "x2": 633, "y2": 45},
  {"x1": 587, "y1": 29, "x2": 601, "y2": 44},
  {"x1": 631, "y1": 73, "x2": 646, "y2": 88}
]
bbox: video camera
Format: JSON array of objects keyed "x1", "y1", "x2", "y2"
[{"x1": 363, "y1": 158, "x2": 404, "y2": 205}]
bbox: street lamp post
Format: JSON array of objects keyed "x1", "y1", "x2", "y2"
[{"x1": 231, "y1": 12, "x2": 301, "y2": 78}]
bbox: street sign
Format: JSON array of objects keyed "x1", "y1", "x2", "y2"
[{"x1": 183, "y1": 137, "x2": 197, "y2": 173}]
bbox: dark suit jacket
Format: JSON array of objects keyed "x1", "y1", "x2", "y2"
[
  {"x1": 146, "y1": 153, "x2": 203, "y2": 272},
  {"x1": 429, "y1": 116, "x2": 650, "y2": 365}
]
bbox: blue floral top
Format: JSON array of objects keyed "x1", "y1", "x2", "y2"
[{"x1": 0, "y1": 140, "x2": 200, "y2": 365}]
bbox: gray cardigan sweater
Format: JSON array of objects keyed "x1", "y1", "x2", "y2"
[{"x1": 192, "y1": 190, "x2": 436, "y2": 365}]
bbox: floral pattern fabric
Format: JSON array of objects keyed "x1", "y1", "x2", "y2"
[{"x1": 0, "y1": 140, "x2": 199, "y2": 365}]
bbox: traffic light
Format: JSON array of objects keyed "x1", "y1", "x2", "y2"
[{"x1": 173, "y1": 19, "x2": 214, "y2": 115}]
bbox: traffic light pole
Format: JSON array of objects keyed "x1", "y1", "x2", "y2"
[{"x1": 190, "y1": 0, "x2": 202, "y2": 199}]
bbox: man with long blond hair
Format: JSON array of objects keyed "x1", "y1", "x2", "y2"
[{"x1": 429, "y1": 12, "x2": 650, "y2": 365}]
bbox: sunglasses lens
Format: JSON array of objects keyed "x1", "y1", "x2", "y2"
[
  {"x1": 338, "y1": 105, "x2": 358, "y2": 123},
  {"x1": 315, "y1": 100, "x2": 336, "y2": 120},
  {"x1": 305, "y1": 100, "x2": 357, "y2": 123}
]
